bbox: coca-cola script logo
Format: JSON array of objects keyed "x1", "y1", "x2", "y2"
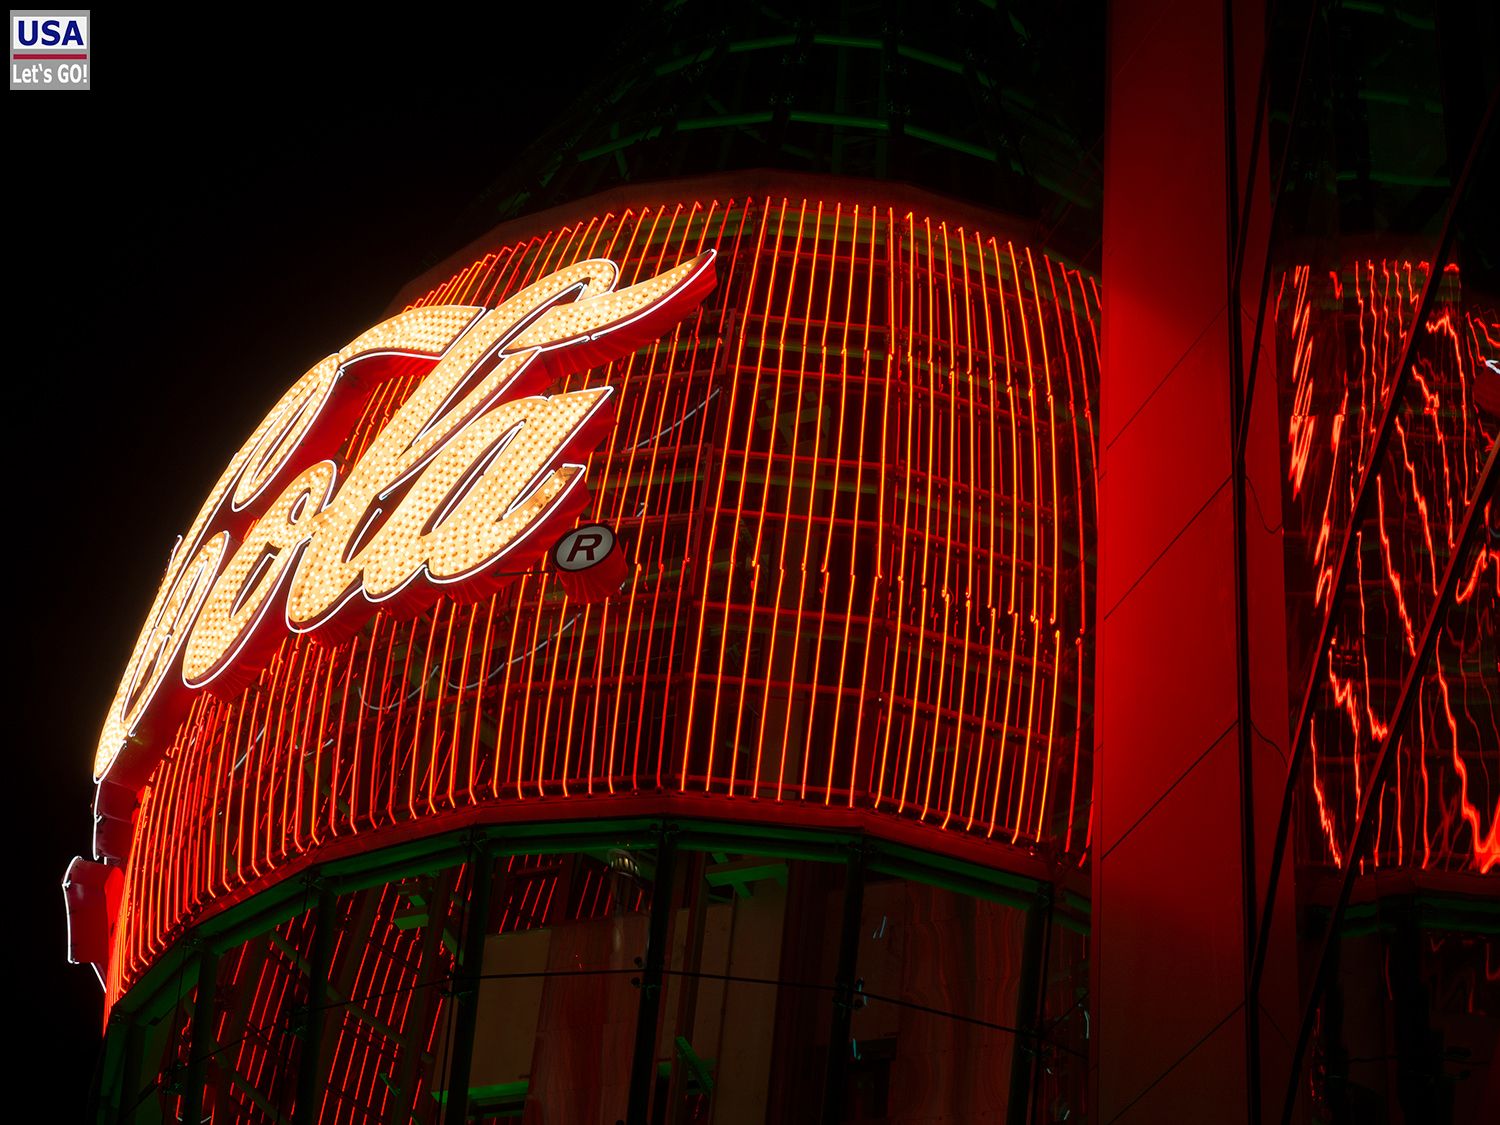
[{"x1": 94, "y1": 252, "x2": 716, "y2": 790}]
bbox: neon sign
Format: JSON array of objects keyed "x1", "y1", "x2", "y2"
[{"x1": 94, "y1": 252, "x2": 717, "y2": 789}]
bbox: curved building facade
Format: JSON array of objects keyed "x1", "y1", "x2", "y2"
[{"x1": 77, "y1": 179, "x2": 1098, "y2": 1124}]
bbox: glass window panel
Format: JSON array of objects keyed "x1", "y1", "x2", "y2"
[
  {"x1": 652, "y1": 850, "x2": 848, "y2": 1124},
  {"x1": 848, "y1": 875, "x2": 1026, "y2": 1123}
]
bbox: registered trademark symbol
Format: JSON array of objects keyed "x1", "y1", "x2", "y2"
[{"x1": 552, "y1": 524, "x2": 618, "y2": 571}]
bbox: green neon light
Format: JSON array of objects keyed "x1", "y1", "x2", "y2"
[
  {"x1": 813, "y1": 34, "x2": 882, "y2": 51},
  {"x1": 654, "y1": 47, "x2": 714, "y2": 76},
  {"x1": 575, "y1": 127, "x2": 662, "y2": 162},
  {"x1": 788, "y1": 110, "x2": 889, "y2": 132},
  {"x1": 1032, "y1": 171, "x2": 1097, "y2": 209},
  {"x1": 1055, "y1": 911, "x2": 1090, "y2": 936},
  {"x1": 1341, "y1": 1, "x2": 1437, "y2": 29},
  {"x1": 896, "y1": 44, "x2": 964, "y2": 75},
  {"x1": 903, "y1": 123, "x2": 997, "y2": 163},
  {"x1": 1062, "y1": 888, "x2": 1092, "y2": 915},
  {"x1": 431, "y1": 1079, "x2": 529, "y2": 1106},
  {"x1": 675, "y1": 1036, "x2": 716, "y2": 1092},
  {"x1": 676, "y1": 112, "x2": 774, "y2": 132},
  {"x1": 868, "y1": 854, "x2": 1035, "y2": 911},
  {"x1": 705, "y1": 857, "x2": 789, "y2": 896},
  {"x1": 727, "y1": 35, "x2": 796, "y2": 53},
  {"x1": 1334, "y1": 169, "x2": 1450, "y2": 187}
]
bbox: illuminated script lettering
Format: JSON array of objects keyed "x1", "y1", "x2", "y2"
[{"x1": 94, "y1": 251, "x2": 716, "y2": 786}]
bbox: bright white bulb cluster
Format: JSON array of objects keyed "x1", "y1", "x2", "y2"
[{"x1": 340, "y1": 306, "x2": 479, "y2": 360}]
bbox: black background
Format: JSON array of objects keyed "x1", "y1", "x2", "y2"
[{"x1": 12, "y1": 13, "x2": 615, "y2": 1116}]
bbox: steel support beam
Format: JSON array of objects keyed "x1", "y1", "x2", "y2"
[
  {"x1": 442, "y1": 838, "x2": 494, "y2": 1125},
  {"x1": 180, "y1": 944, "x2": 219, "y2": 1125},
  {"x1": 1006, "y1": 885, "x2": 1052, "y2": 1125},
  {"x1": 292, "y1": 885, "x2": 337, "y2": 1125},
  {"x1": 820, "y1": 842, "x2": 867, "y2": 1124},
  {"x1": 626, "y1": 824, "x2": 678, "y2": 1125}
]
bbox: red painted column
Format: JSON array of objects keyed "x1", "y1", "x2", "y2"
[{"x1": 1093, "y1": 1, "x2": 1303, "y2": 1121}]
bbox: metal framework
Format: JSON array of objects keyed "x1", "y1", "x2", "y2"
[
  {"x1": 453, "y1": 2, "x2": 1104, "y2": 263},
  {"x1": 95, "y1": 816, "x2": 1088, "y2": 1124}
]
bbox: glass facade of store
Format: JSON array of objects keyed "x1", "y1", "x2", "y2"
[{"x1": 99, "y1": 820, "x2": 1087, "y2": 1124}]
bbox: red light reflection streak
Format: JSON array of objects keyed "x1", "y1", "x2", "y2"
[
  {"x1": 1286, "y1": 266, "x2": 1317, "y2": 496},
  {"x1": 1278, "y1": 258, "x2": 1497, "y2": 877},
  {"x1": 1374, "y1": 476, "x2": 1419, "y2": 657},
  {"x1": 1314, "y1": 723, "x2": 1350, "y2": 864},
  {"x1": 1392, "y1": 415, "x2": 1441, "y2": 595},
  {"x1": 1435, "y1": 637, "x2": 1500, "y2": 872}
]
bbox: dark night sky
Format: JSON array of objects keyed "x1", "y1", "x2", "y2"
[{"x1": 12, "y1": 14, "x2": 614, "y2": 1113}]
